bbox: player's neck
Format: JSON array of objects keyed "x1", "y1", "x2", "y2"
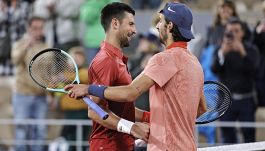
[
  {"x1": 164, "y1": 37, "x2": 174, "y2": 48},
  {"x1": 105, "y1": 34, "x2": 122, "y2": 51}
]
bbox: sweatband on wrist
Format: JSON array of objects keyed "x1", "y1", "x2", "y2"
[
  {"x1": 117, "y1": 118, "x2": 134, "y2": 134},
  {"x1": 141, "y1": 111, "x2": 150, "y2": 123},
  {"x1": 88, "y1": 84, "x2": 107, "y2": 100}
]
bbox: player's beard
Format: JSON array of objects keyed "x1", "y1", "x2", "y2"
[
  {"x1": 120, "y1": 34, "x2": 130, "y2": 48},
  {"x1": 159, "y1": 29, "x2": 168, "y2": 45}
]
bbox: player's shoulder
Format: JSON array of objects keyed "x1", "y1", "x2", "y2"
[
  {"x1": 148, "y1": 51, "x2": 174, "y2": 66},
  {"x1": 90, "y1": 51, "x2": 117, "y2": 70},
  {"x1": 92, "y1": 51, "x2": 116, "y2": 64}
]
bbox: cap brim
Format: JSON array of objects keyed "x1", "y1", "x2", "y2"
[{"x1": 178, "y1": 27, "x2": 194, "y2": 39}]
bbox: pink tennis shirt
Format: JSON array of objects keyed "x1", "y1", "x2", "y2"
[{"x1": 142, "y1": 42, "x2": 204, "y2": 151}]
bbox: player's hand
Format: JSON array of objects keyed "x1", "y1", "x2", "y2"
[
  {"x1": 64, "y1": 84, "x2": 89, "y2": 99},
  {"x1": 130, "y1": 122, "x2": 150, "y2": 142}
]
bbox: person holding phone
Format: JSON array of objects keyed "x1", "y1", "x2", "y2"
[
  {"x1": 212, "y1": 17, "x2": 260, "y2": 143},
  {"x1": 11, "y1": 16, "x2": 49, "y2": 151}
]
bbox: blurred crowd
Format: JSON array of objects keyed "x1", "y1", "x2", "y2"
[{"x1": 0, "y1": 0, "x2": 265, "y2": 150}]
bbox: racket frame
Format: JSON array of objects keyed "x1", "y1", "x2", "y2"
[
  {"x1": 196, "y1": 80, "x2": 232, "y2": 124},
  {"x1": 29, "y1": 48, "x2": 109, "y2": 120},
  {"x1": 29, "y1": 48, "x2": 80, "y2": 93}
]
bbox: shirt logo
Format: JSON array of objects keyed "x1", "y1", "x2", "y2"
[{"x1": 168, "y1": 7, "x2": 176, "y2": 13}]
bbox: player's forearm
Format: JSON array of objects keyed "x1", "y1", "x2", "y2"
[
  {"x1": 86, "y1": 97, "x2": 149, "y2": 140},
  {"x1": 87, "y1": 108, "x2": 120, "y2": 130},
  {"x1": 104, "y1": 85, "x2": 139, "y2": 102},
  {"x1": 88, "y1": 85, "x2": 139, "y2": 102},
  {"x1": 88, "y1": 74, "x2": 155, "y2": 103},
  {"x1": 88, "y1": 107, "x2": 138, "y2": 136}
]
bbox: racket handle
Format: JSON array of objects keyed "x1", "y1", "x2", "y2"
[{"x1": 83, "y1": 97, "x2": 109, "y2": 120}]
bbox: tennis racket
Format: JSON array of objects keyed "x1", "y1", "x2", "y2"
[
  {"x1": 28, "y1": 48, "x2": 109, "y2": 120},
  {"x1": 196, "y1": 81, "x2": 231, "y2": 124}
]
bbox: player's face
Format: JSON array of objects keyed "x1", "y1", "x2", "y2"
[
  {"x1": 28, "y1": 19, "x2": 44, "y2": 41},
  {"x1": 118, "y1": 12, "x2": 137, "y2": 48},
  {"x1": 156, "y1": 14, "x2": 168, "y2": 45}
]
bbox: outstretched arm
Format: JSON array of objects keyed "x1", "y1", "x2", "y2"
[
  {"x1": 104, "y1": 74, "x2": 155, "y2": 102},
  {"x1": 65, "y1": 74, "x2": 155, "y2": 102}
]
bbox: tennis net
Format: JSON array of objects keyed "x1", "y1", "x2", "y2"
[{"x1": 198, "y1": 141, "x2": 265, "y2": 151}]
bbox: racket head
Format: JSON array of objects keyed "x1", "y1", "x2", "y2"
[
  {"x1": 196, "y1": 81, "x2": 232, "y2": 124},
  {"x1": 29, "y1": 48, "x2": 80, "y2": 93}
]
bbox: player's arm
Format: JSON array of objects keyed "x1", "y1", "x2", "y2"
[
  {"x1": 87, "y1": 96, "x2": 150, "y2": 141},
  {"x1": 87, "y1": 98, "x2": 147, "y2": 126},
  {"x1": 87, "y1": 96, "x2": 121, "y2": 129},
  {"x1": 103, "y1": 74, "x2": 155, "y2": 102},
  {"x1": 65, "y1": 73, "x2": 155, "y2": 102},
  {"x1": 197, "y1": 92, "x2": 207, "y2": 117}
]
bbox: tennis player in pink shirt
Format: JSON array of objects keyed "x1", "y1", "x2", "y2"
[{"x1": 66, "y1": 2, "x2": 207, "y2": 151}]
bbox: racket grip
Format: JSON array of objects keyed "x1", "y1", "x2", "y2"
[{"x1": 83, "y1": 97, "x2": 109, "y2": 120}]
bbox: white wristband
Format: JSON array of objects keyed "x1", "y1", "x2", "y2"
[{"x1": 117, "y1": 118, "x2": 134, "y2": 134}]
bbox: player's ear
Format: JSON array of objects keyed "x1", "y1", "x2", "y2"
[
  {"x1": 167, "y1": 21, "x2": 173, "y2": 31},
  {"x1": 111, "y1": 18, "x2": 120, "y2": 30}
]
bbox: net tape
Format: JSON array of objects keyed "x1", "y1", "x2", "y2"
[{"x1": 198, "y1": 141, "x2": 265, "y2": 151}]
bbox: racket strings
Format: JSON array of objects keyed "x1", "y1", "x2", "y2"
[
  {"x1": 30, "y1": 51, "x2": 76, "y2": 89},
  {"x1": 196, "y1": 83, "x2": 231, "y2": 123}
]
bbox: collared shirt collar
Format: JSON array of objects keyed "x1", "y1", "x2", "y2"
[
  {"x1": 101, "y1": 41, "x2": 124, "y2": 60},
  {"x1": 166, "y1": 41, "x2": 187, "y2": 50}
]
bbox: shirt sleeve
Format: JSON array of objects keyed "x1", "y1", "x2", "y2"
[{"x1": 142, "y1": 53, "x2": 178, "y2": 87}]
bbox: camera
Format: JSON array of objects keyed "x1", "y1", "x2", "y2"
[{"x1": 224, "y1": 32, "x2": 234, "y2": 41}]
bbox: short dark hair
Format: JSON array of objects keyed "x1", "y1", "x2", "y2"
[
  {"x1": 28, "y1": 16, "x2": 45, "y2": 26},
  {"x1": 226, "y1": 17, "x2": 244, "y2": 30},
  {"x1": 100, "y1": 2, "x2": 135, "y2": 32},
  {"x1": 165, "y1": 18, "x2": 190, "y2": 42}
]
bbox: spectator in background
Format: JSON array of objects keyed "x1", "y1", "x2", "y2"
[
  {"x1": 212, "y1": 17, "x2": 259, "y2": 144},
  {"x1": 0, "y1": 0, "x2": 30, "y2": 76},
  {"x1": 253, "y1": 0, "x2": 265, "y2": 107},
  {"x1": 54, "y1": 46, "x2": 90, "y2": 151},
  {"x1": 205, "y1": 0, "x2": 238, "y2": 47},
  {"x1": 198, "y1": 0, "x2": 239, "y2": 144},
  {"x1": 11, "y1": 16, "x2": 49, "y2": 151},
  {"x1": 79, "y1": 0, "x2": 119, "y2": 65},
  {"x1": 33, "y1": 0, "x2": 83, "y2": 51}
]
